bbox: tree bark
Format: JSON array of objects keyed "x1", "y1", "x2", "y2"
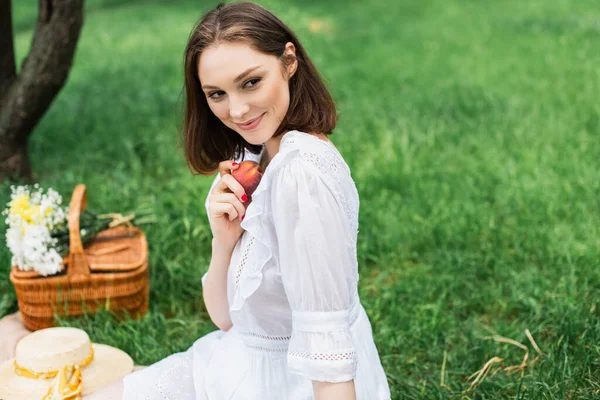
[
  {"x1": 0, "y1": 1, "x2": 16, "y2": 97},
  {"x1": 0, "y1": 0, "x2": 84, "y2": 182}
]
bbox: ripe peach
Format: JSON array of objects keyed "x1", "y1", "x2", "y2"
[{"x1": 231, "y1": 160, "x2": 264, "y2": 202}]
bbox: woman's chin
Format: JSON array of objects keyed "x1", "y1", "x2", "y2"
[{"x1": 244, "y1": 131, "x2": 272, "y2": 145}]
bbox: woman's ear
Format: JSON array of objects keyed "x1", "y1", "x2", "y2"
[{"x1": 284, "y1": 42, "x2": 298, "y2": 79}]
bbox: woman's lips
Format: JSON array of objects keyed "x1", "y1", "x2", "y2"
[{"x1": 236, "y1": 112, "x2": 265, "y2": 130}]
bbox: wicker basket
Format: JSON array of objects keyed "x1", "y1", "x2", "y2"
[{"x1": 9, "y1": 184, "x2": 150, "y2": 331}]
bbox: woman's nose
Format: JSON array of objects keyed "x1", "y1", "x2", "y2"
[{"x1": 229, "y1": 96, "x2": 250, "y2": 120}]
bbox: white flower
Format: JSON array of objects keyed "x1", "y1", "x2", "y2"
[{"x1": 3, "y1": 185, "x2": 69, "y2": 276}]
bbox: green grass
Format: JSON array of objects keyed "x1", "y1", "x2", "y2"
[{"x1": 2, "y1": 0, "x2": 600, "y2": 398}]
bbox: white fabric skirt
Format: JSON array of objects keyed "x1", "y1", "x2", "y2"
[{"x1": 123, "y1": 307, "x2": 391, "y2": 400}]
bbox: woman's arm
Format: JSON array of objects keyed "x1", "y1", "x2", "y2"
[
  {"x1": 312, "y1": 380, "x2": 356, "y2": 400},
  {"x1": 202, "y1": 238, "x2": 234, "y2": 332}
]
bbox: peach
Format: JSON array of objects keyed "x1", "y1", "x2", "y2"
[{"x1": 231, "y1": 160, "x2": 264, "y2": 202}]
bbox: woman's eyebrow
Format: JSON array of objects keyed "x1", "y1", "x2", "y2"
[{"x1": 202, "y1": 65, "x2": 262, "y2": 90}]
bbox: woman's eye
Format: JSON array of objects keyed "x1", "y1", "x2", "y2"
[
  {"x1": 207, "y1": 78, "x2": 261, "y2": 101},
  {"x1": 208, "y1": 91, "x2": 224, "y2": 100},
  {"x1": 244, "y1": 78, "x2": 261, "y2": 88}
]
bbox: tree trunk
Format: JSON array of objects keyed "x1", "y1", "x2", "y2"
[
  {"x1": 0, "y1": 136, "x2": 31, "y2": 183},
  {"x1": 0, "y1": 0, "x2": 84, "y2": 182}
]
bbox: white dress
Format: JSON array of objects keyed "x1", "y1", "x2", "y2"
[{"x1": 122, "y1": 130, "x2": 391, "y2": 399}]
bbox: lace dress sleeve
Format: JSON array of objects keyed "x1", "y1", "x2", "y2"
[{"x1": 270, "y1": 157, "x2": 358, "y2": 383}]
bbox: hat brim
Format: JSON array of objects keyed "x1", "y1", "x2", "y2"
[{"x1": 0, "y1": 343, "x2": 134, "y2": 400}]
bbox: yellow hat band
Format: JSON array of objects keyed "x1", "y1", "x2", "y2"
[{"x1": 13, "y1": 346, "x2": 94, "y2": 400}]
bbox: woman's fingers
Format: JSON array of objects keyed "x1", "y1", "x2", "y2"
[
  {"x1": 220, "y1": 174, "x2": 247, "y2": 201},
  {"x1": 219, "y1": 160, "x2": 239, "y2": 177},
  {"x1": 211, "y1": 201, "x2": 239, "y2": 221},
  {"x1": 213, "y1": 192, "x2": 246, "y2": 220},
  {"x1": 212, "y1": 159, "x2": 247, "y2": 221}
]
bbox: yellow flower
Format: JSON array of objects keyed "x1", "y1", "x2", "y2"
[
  {"x1": 9, "y1": 194, "x2": 29, "y2": 212},
  {"x1": 9, "y1": 194, "x2": 41, "y2": 225}
]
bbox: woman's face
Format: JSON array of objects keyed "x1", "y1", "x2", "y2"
[{"x1": 198, "y1": 41, "x2": 297, "y2": 145}]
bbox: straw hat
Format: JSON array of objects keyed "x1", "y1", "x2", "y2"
[{"x1": 0, "y1": 327, "x2": 134, "y2": 400}]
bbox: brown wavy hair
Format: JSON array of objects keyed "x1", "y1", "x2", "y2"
[{"x1": 179, "y1": 1, "x2": 338, "y2": 176}]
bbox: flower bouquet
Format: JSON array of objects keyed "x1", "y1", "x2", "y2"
[{"x1": 3, "y1": 184, "x2": 155, "y2": 277}]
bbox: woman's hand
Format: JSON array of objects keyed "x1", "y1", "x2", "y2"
[{"x1": 207, "y1": 160, "x2": 248, "y2": 251}]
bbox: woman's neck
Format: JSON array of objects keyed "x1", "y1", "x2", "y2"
[
  {"x1": 260, "y1": 131, "x2": 287, "y2": 172},
  {"x1": 259, "y1": 149, "x2": 270, "y2": 173}
]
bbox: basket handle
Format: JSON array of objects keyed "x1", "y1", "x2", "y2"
[{"x1": 67, "y1": 184, "x2": 91, "y2": 280}]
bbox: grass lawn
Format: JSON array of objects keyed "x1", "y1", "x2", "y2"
[{"x1": 2, "y1": 0, "x2": 599, "y2": 398}]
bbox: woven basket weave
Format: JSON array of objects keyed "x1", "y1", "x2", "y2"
[{"x1": 9, "y1": 184, "x2": 150, "y2": 331}]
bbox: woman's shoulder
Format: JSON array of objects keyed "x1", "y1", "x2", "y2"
[
  {"x1": 279, "y1": 130, "x2": 351, "y2": 181},
  {"x1": 260, "y1": 130, "x2": 354, "y2": 203},
  {"x1": 280, "y1": 130, "x2": 336, "y2": 154}
]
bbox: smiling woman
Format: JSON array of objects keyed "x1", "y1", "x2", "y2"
[
  {"x1": 88, "y1": 2, "x2": 392, "y2": 399},
  {"x1": 179, "y1": 1, "x2": 338, "y2": 177}
]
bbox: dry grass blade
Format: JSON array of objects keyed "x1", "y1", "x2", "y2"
[
  {"x1": 483, "y1": 334, "x2": 528, "y2": 351},
  {"x1": 525, "y1": 329, "x2": 544, "y2": 356},
  {"x1": 466, "y1": 356, "x2": 503, "y2": 391},
  {"x1": 440, "y1": 350, "x2": 450, "y2": 389},
  {"x1": 484, "y1": 334, "x2": 530, "y2": 374},
  {"x1": 504, "y1": 351, "x2": 528, "y2": 375},
  {"x1": 470, "y1": 328, "x2": 544, "y2": 388}
]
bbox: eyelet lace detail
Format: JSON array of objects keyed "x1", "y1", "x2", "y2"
[
  {"x1": 235, "y1": 235, "x2": 256, "y2": 289},
  {"x1": 239, "y1": 330, "x2": 292, "y2": 341},
  {"x1": 153, "y1": 355, "x2": 193, "y2": 399},
  {"x1": 288, "y1": 349, "x2": 358, "y2": 361},
  {"x1": 246, "y1": 344, "x2": 289, "y2": 353},
  {"x1": 238, "y1": 330, "x2": 291, "y2": 353}
]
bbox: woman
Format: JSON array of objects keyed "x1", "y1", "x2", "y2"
[{"x1": 90, "y1": 2, "x2": 391, "y2": 399}]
